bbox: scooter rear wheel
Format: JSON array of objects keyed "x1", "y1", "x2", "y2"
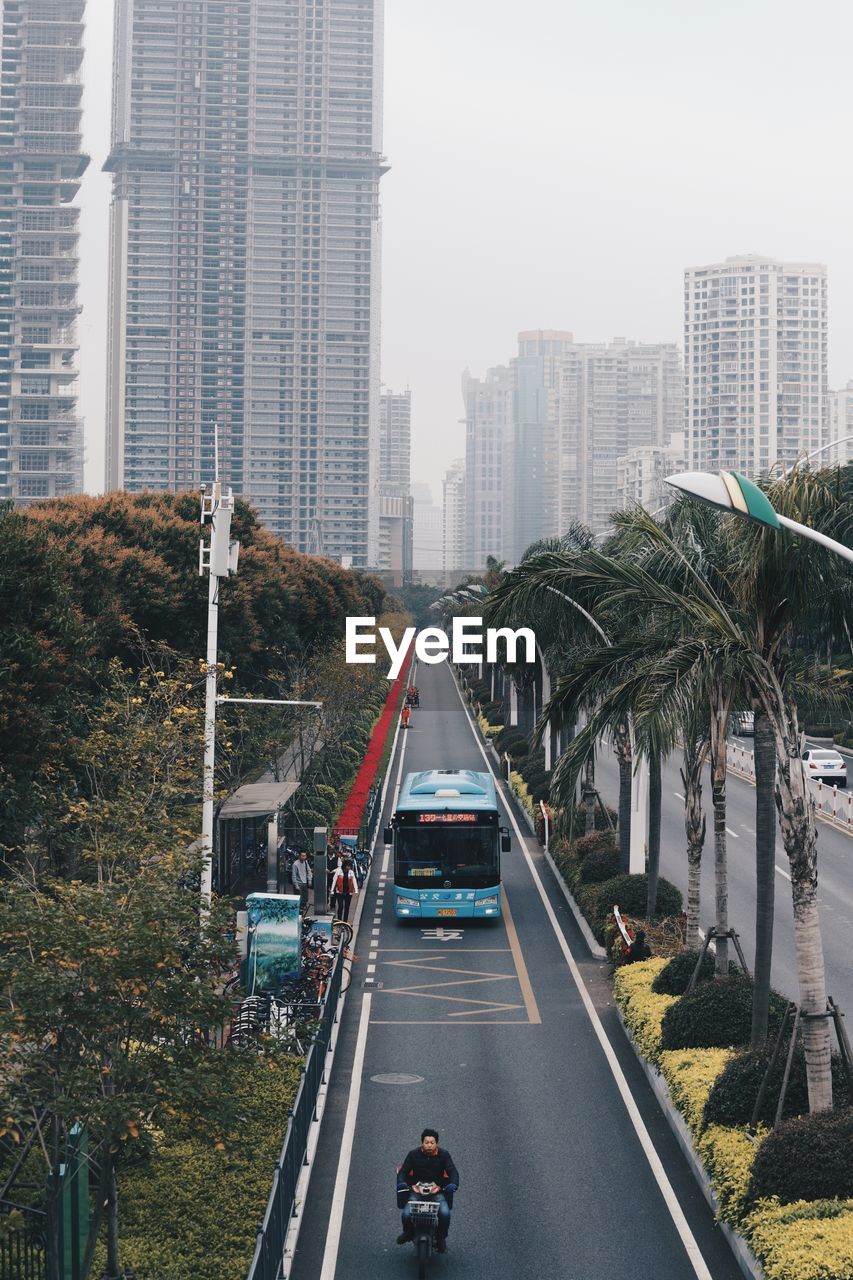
[{"x1": 416, "y1": 1236, "x2": 429, "y2": 1278}]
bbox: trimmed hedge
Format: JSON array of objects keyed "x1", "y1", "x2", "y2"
[
  {"x1": 652, "y1": 948, "x2": 715, "y2": 996},
  {"x1": 705, "y1": 1044, "x2": 851, "y2": 1129},
  {"x1": 660, "y1": 975, "x2": 788, "y2": 1051},
  {"x1": 697, "y1": 1123, "x2": 763, "y2": 1225},
  {"x1": 577, "y1": 846, "x2": 621, "y2": 884},
  {"x1": 659, "y1": 1048, "x2": 734, "y2": 1138},
  {"x1": 749, "y1": 1108, "x2": 853, "y2": 1204},
  {"x1": 744, "y1": 1199, "x2": 853, "y2": 1280},
  {"x1": 572, "y1": 830, "x2": 618, "y2": 861}
]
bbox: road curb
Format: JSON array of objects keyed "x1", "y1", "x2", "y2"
[
  {"x1": 540, "y1": 843, "x2": 608, "y2": 959},
  {"x1": 281, "y1": 672, "x2": 409, "y2": 1278},
  {"x1": 614, "y1": 1007, "x2": 768, "y2": 1280}
]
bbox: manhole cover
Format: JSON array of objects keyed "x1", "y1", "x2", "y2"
[{"x1": 370, "y1": 1073, "x2": 424, "y2": 1085}]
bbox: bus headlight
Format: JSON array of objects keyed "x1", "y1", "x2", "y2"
[
  {"x1": 478, "y1": 895, "x2": 499, "y2": 908},
  {"x1": 396, "y1": 896, "x2": 419, "y2": 909}
]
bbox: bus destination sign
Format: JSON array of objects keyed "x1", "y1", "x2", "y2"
[{"x1": 418, "y1": 812, "x2": 478, "y2": 824}]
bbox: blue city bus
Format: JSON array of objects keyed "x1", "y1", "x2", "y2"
[{"x1": 384, "y1": 770, "x2": 511, "y2": 919}]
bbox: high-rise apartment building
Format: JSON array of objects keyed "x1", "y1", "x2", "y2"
[
  {"x1": 442, "y1": 456, "x2": 465, "y2": 581},
  {"x1": 411, "y1": 480, "x2": 442, "y2": 580},
  {"x1": 828, "y1": 383, "x2": 853, "y2": 467},
  {"x1": 379, "y1": 386, "x2": 410, "y2": 497},
  {"x1": 0, "y1": 0, "x2": 88, "y2": 505},
  {"x1": 512, "y1": 329, "x2": 574, "y2": 559},
  {"x1": 462, "y1": 364, "x2": 513, "y2": 570},
  {"x1": 617, "y1": 432, "x2": 684, "y2": 515},
  {"x1": 557, "y1": 340, "x2": 683, "y2": 536},
  {"x1": 684, "y1": 255, "x2": 827, "y2": 477},
  {"x1": 106, "y1": 0, "x2": 384, "y2": 567}
]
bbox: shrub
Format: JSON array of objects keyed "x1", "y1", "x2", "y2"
[
  {"x1": 613, "y1": 958, "x2": 674, "y2": 1062},
  {"x1": 595, "y1": 872, "x2": 682, "y2": 921},
  {"x1": 578, "y1": 846, "x2": 621, "y2": 884},
  {"x1": 652, "y1": 949, "x2": 715, "y2": 996},
  {"x1": 572, "y1": 829, "x2": 618, "y2": 861},
  {"x1": 659, "y1": 1048, "x2": 733, "y2": 1138},
  {"x1": 494, "y1": 727, "x2": 529, "y2": 753},
  {"x1": 570, "y1": 802, "x2": 618, "y2": 835},
  {"x1": 697, "y1": 1123, "x2": 763, "y2": 1225},
  {"x1": 93, "y1": 1055, "x2": 302, "y2": 1278},
  {"x1": 509, "y1": 771, "x2": 534, "y2": 816},
  {"x1": 748, "y1": 1108, "x2": 853, "y2": 1205},
  {"x1": 530, "y1": 779, "x2": 552, "y2": 805},
  {"x1": 660, "y1": 975, "x2": 788, "y2": 1051},
  {"x1": 744, "y1": 1199, "x2": 853, "y2": 1280},
  {"x1": 705, "y1": 1044, "x2": 851, "y2": 1129}
]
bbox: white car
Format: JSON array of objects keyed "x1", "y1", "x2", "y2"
[
  {"x1": 735, "y1": 710, "x2": 754, "y2": 736},
  {"x1": 802, "y1": 748, "x2": 847, "y2": 787}
]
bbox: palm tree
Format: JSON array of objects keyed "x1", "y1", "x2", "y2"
[{"x1": 547, "y1": 493, "x2": 848, "y2": 1111}]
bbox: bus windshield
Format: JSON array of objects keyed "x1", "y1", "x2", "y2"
[{"x1": 395, "y1": 824, "x2": 498, "y2": 889}]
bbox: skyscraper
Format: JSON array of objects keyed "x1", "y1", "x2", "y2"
[
  {"x1": 106, "y1": 0, "x2": 384, "y2": 566},
  {"x1": 379, "y1": 386, "x2": 410, "y2": 497},
  {"x1": 827, "y1": 383, "x2": 853, "y2": 467},
  {"x1": 684, "y1": 255, "x2": 827, "y2": 477},
  {"x1": 511, "y1": 329, "x2": 574, "y2": 559},
  {"x1": 442, "y1": 456, "x2": 465, "y2": 581},
  {"x1": 0, "y1": 0, "x2": 88, "y2": 505},
  {"x1": 462, "y1": 364, "x2": 512, "y2": 569},
  {"x1": 557, "y1": 340, "x2": 683, "y2": 536}
]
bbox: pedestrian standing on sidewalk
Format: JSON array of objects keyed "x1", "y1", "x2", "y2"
[
  {"x1": 291, "y1": 849, "x2": 313, "y2": 913},
  {"x1": 331, "y1": 858, "x2": 358, "y2": 922}
]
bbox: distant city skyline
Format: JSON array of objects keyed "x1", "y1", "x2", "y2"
[{"x1": 72, "y1": 1, "x2": 853, "y2": 523}]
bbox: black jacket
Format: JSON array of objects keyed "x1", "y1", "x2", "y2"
[{"x1": 397, "y1": 1147, "x2": 459, "y2": 1191}]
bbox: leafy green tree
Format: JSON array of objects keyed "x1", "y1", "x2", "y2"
[{"x1": 0, "y1": 857, "x2": 236, "y2": 1280}]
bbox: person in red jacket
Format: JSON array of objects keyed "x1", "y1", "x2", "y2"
[
  {"x1": 330, "y1": 858, "x2": 358, "y2": 922},
  {"x1": 401, "y1": 704, "x2": 411, "y2": 730},
  {"x1": 396, "y1": 1129, "x2": 459, "y2": 1252}
]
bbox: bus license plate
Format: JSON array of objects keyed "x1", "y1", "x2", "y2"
[{"x1": 437, "y1": 908, "x2": 457, "y2": 916}]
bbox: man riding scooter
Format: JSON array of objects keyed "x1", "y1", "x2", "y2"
[{"x1": 396, "y1": 1129, "x2": 459, "y2": 1253}]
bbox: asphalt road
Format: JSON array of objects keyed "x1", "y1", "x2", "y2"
[
  {"x1": 594, "y1": 744, "x2": 853, "y2": 1012},
  {"x1": 290, "y1": 661, "x2": 743, "y2": 1280}
]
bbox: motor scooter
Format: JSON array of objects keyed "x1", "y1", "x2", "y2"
[{"x1": 406, "y1": 1182, "x2": 444, "y2": 1277}]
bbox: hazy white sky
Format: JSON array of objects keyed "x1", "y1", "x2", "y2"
[{"x1": 79, "y1": 0, "x2": 853, "y2": 503}]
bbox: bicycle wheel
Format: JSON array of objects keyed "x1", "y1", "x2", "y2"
[
  {"x1": 417, "y1": 1236, "x2": 429, "y2": 1279},
  {"x1": 331, "y1": 918, "x2": 353, "y2": 948},
  {"x1": 340, "y1": 960, "x2": 352, "y2": 993}
]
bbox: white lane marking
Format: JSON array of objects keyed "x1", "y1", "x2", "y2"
[
  {"x1": 451, "y1": 674, "x2": 715, "y2": 1280},
  {"x1": 368, "y1": 951, "x2": 377, "y2": 960},
  {"x1": 725, "y1": 827, "x2": 740, "y2": 839},
  {"x1": 743, "y1": 826, "x2": 755, "y2": 835},
  {"x1": 319, "y1": 993, "x2": 373, "y2": 1280},
  {"x1": 367, "y1": 964, "x2": 376, "y2": 974},
  {"x1": 776, "y1": 865, "x2": 792, "y2": 882},
  {"x1": 673, "y1": 791, "x2": 684, "y2": 801}
]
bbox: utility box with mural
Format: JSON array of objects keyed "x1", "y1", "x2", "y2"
[{"x1": 245, "y1": 893, "x2": 301, "y2": 991}]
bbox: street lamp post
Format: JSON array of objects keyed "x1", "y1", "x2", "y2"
[
  {"x1": 665, "y1": 470, "x2": 853, "y2": 565},
  {"x1": 542, "y1": 584, "x2": 647, "y2": 874}
]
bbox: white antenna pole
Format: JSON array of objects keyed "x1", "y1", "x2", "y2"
[{"x1": 199, "y1": 475, "x2": 237, "y2": 907}]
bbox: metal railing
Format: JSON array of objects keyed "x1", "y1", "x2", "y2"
[
  {"x1": 0, "y1": 1203, "x2": 47, "y2": 1280},
  {"x1": 727, "y1": 742, "x2": 853, "y2": 833},
  {"x1": 246, "y1": 946, "x2": 344, "y2": 1280}
]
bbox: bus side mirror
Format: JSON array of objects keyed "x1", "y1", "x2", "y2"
[
  {"x1": 500, "y1": 829, "x2": 511, "y2": 853},
  {"x1": 383, "y1": 826, "x2": 393, "y2": 846}
]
